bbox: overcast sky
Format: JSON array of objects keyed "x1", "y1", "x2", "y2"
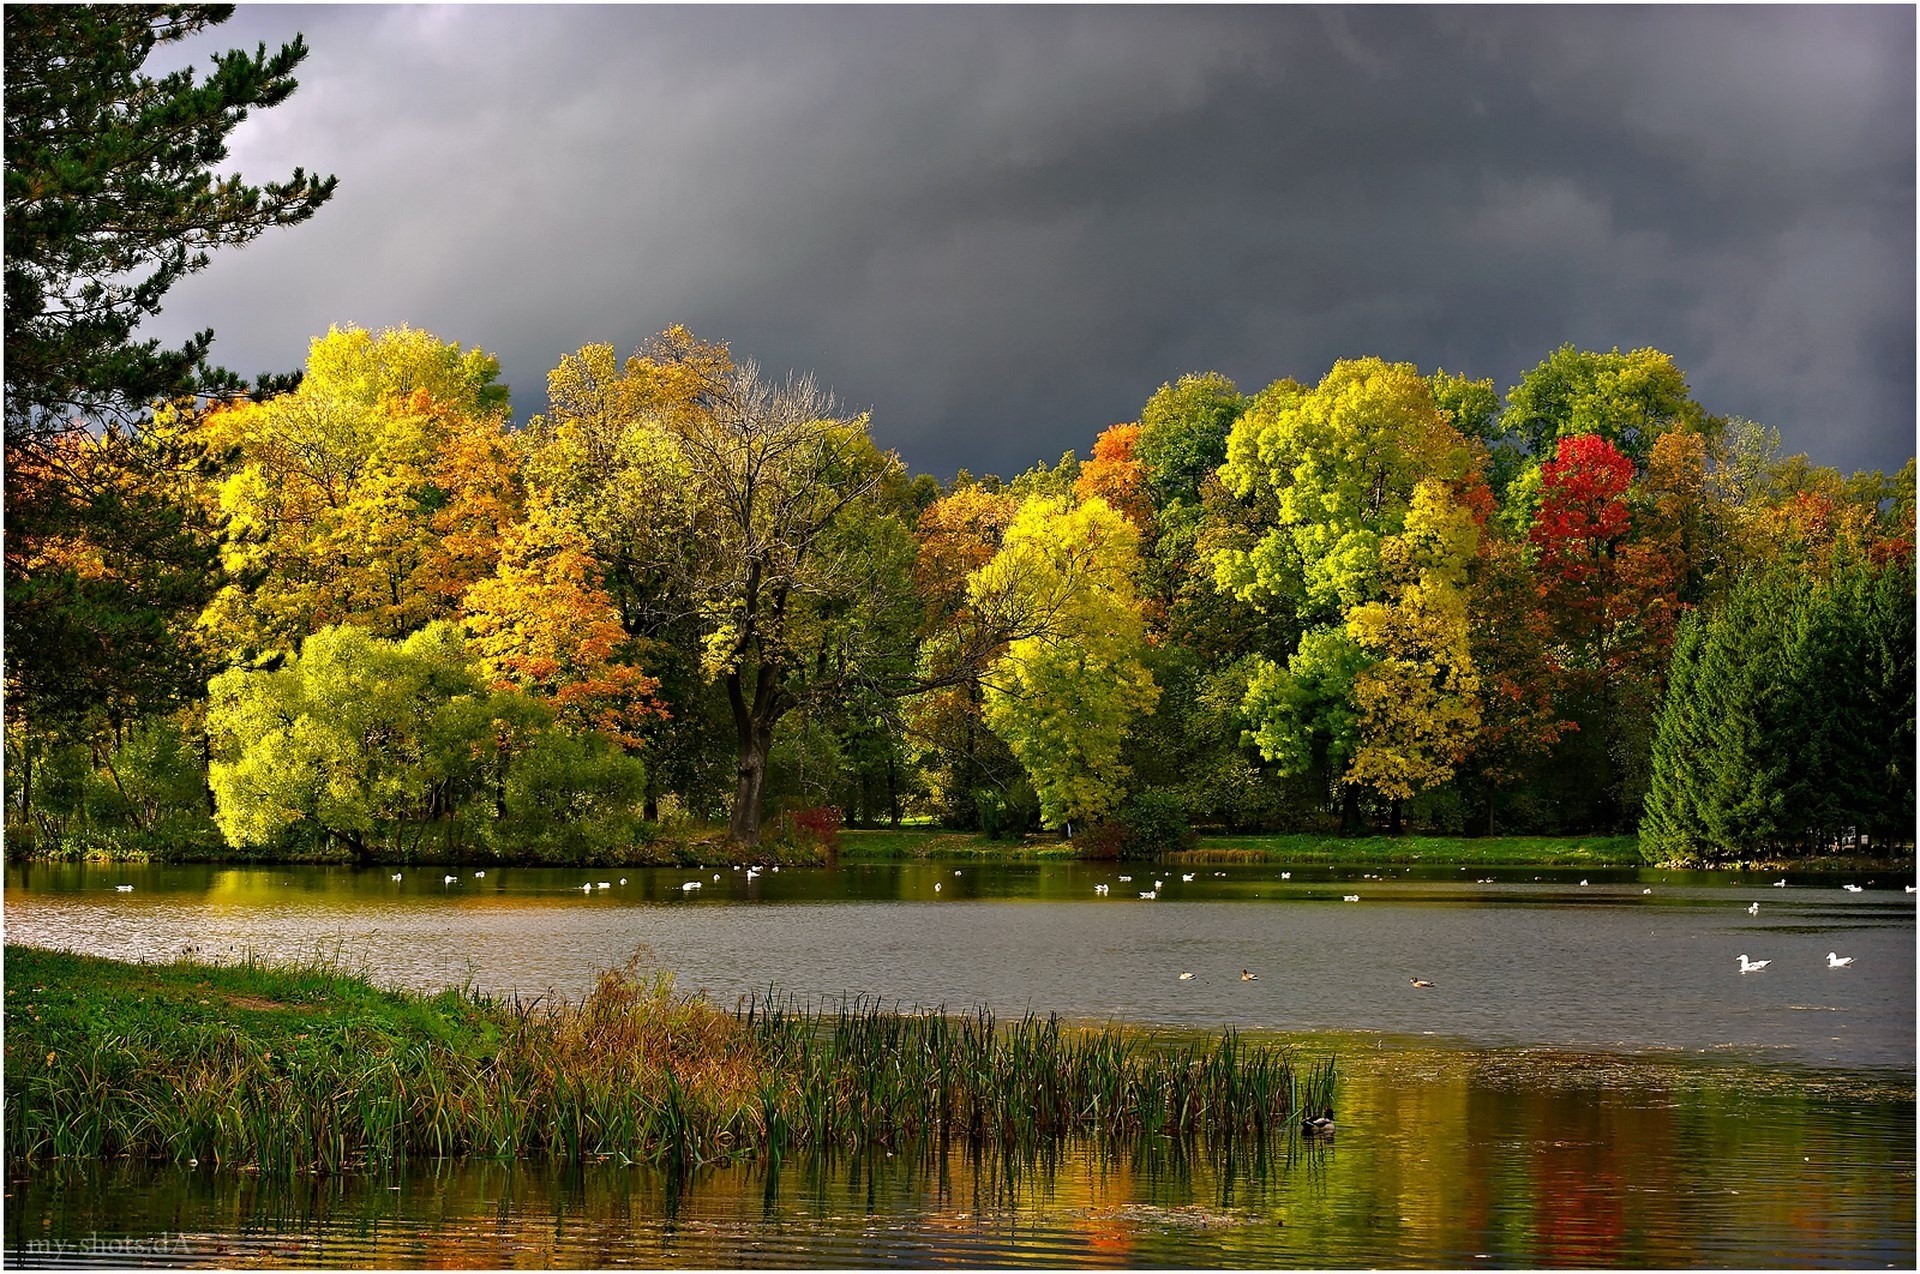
[{"x1": 151, "y1": 4, "x2": 1915, "y2": 480}]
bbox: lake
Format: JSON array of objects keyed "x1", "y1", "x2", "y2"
[{"x1": 5, "y1": 860, "x2": 1915, "y2": 1267}]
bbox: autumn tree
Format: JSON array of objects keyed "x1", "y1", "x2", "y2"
[
  {"x1": 1216, "y1": 358, "x2": 1482, "y2": 827},
  {"x1": 972, "y1": 495, "x2": 1160, "y2": 829},
  {"x1": 3, "y1": 417, "x2": 224, "y2": 844},
  {"x1": 1459, "y1": 532, "x2": 1573, "y2": 832},
  {"x1": 904, "y1": 486, "x2": 1025, "y2": 828},
  {"x1": 1527, "y1": 433, "x2": 1687, "y2": 825},
  {"x1": 198, "y1": 326, "x2": 521, "y2": 659},
  {"x1": 1074, "y1": 423, "x2": 1151, "y2": 528},
  {"x1": 526, "y1": 329, "x2": 920, "y2": 843},
  {"x1": 461, "y1": 502, "x2": 663, "y2": 749}
]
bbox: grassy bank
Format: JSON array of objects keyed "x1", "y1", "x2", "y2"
[
  {"x1": 1171, "y1": 833, "x2": 1646, "y2": 867},
  {"x1": 4, "y1": 825, "x2": 831, "y2": 871},
  {"x1": 837, "y1": 828, "x2": 1075, "y2": 860},
  {"x1": 4, "y1": 946, "x2": 1332, "y2": 1176},
  {"x1": 840, "y1": 827, "x2": 1647, "y2": 867}
]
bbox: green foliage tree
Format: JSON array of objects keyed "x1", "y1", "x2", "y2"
[
  {"x1": 206, "y1": 622, "x2": 541, "y2": 859},
  {"x1": 4, "y1": 3, "x2": 334, "y2": 787},
  {"x1": 1642, "y1": 557, "x2": 1915, "y2": 860},
  {"x1": 1501, "y1": 344, "x2": 1701, "y2": 474},
  {"x1": 1215, "y1": 358, "x2": 1482, "y2": 824},
  {"x1": 1135, "y1": 372, "x2": 1244, "y2": 509}
]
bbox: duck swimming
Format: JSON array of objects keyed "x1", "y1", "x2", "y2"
[
  {"x1": 1737, "y1": 954, "x2": 1770, "y2": 973},
  {"x1": 1409, "y1": 977, "x2": 1434, "y2": 988},
  {"x1": 1827, "y1": 952, "x2": 1854, "y2": 968},
  {"x1": 1240, "y1": 969, "x2": 1259, "y2": 981},
  {"x1": 1302, "y1": 1108, "x2": 1335, "y2": 1136}
]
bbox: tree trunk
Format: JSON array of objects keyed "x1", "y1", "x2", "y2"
[
  {"x1": 1485, "y1": 793, "x2": 1497, "y2": 837},
  {"x1": 726, "y1": 664, "x2": 781, "y2": 845},
  {"x1": 200, "y1": 729, "x2": 215, "y2": 815},
  {"x1": 1340, "y1": 786, "x2": 1362, "y2": 835},
  {"x1": 886, "y1": 748, "x2": 901, "y2": 828},
  {"x1": 729, "y1": 731, "x2": 772, "y2": 844},
  {"x1": 1388, "y1": 797, "x2": 1403, "y2": 836}
]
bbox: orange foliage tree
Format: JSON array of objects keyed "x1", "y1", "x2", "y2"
[
  {"x1": 461, "y1": 503, "x2": 663, "y2": 750},
  {"x1": 1074, "y1": 423, "x2": 1151, "y2": 529}
]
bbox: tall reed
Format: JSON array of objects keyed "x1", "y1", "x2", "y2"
[{"x1": 7, "y1": 949, "x2": 1332, "y2": 1176}]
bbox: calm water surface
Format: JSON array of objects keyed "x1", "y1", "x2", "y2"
[{"x1": 5, "y1": 860, "x2": 1915, "y2": 1267}]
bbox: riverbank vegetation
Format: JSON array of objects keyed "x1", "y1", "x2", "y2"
[
  {"x1": 837, "y1": 828, "x2": 1647, "y2": 867},
  {"x1": 4, "y1": 946, "x2": 1334, "y2": 1174},
  {"x1": 6, "y1": 11, "x2": 1913, "y2": 871}
]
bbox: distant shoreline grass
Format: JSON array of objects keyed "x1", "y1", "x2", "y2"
[
  {"x1": 1170, "y1": 833, "x2": 1646, "y2": 867},
  {"x1": 12, "y1": 823, "x2": 1904, "y2": 872},
  {"x1": 3, "y1": 946, "x2": 1331, "y2": 1176},
  {"x1": 836, "y1": 827, "x2": 1911, "y2": 872},
  {"x1": 4, "y1": 825, "x2": 830, "y2": 870}
]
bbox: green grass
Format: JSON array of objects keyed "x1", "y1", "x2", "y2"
[
  {"x1": 840, "y1": 827, "x2": 1645, "y2": 867},
  {"x1": 838, "y1": 828, "x2": 1079, "y2": 860},
  {"x1": 4, "y1": 945, "x2": 1330, "y2": 1175},
  {"x1": 1171, "y1": 833, "x2": 1646, "y2": 867}
]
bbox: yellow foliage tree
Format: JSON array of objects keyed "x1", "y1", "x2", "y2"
[
  {"x1": 972, "y1": 495, "x2": 1160, "y2": 828},
  {"x1": 197, "y1": 326, "x2": 520, "y2": 659}
]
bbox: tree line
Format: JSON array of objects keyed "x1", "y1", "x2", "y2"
[
  {"x1": 7, "y1": 323, "x2": 1913, "y2": 861},
  {"x1": 5, "y1": 7, "x2": 1912, "y2": 864}
]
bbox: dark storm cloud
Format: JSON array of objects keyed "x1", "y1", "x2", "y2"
[{"x1": 149, "y1": 4, "x2": 1914, "y2": 478}]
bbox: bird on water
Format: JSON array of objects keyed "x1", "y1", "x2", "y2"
[{"x1": 1409, "y1": 977, "x2": 1434, "y2": 988}]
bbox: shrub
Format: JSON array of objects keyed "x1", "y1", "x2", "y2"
[
  {"x1": 787, "y1": 805, "x2": 843, "y2": 853},
  {"x1": 1114, "y1": 790, "x2": 1194, "y2": 859},
  {"x1": 974, "y1": 782, "x2": 1037, "y2": 841}
]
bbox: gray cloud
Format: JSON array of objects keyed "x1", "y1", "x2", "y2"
[{"x1": 147, "y1": 4, "x2": 1914, "y2": 478}]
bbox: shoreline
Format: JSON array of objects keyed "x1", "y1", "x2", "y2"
[{"x1": 7, "y1": 826, "x2": 1911, "y2": 875}]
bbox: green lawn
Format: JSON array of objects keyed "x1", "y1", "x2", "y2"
[
  {"x1": 837, "y1": 827, "x2": 1080, "y2": 860},
  {"x1": 1172, "y1": 833, "x2": 1644, "y2": 866},
  {"x1": 839, "y1": 826, "x2": 1645, "y2": 867}
]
